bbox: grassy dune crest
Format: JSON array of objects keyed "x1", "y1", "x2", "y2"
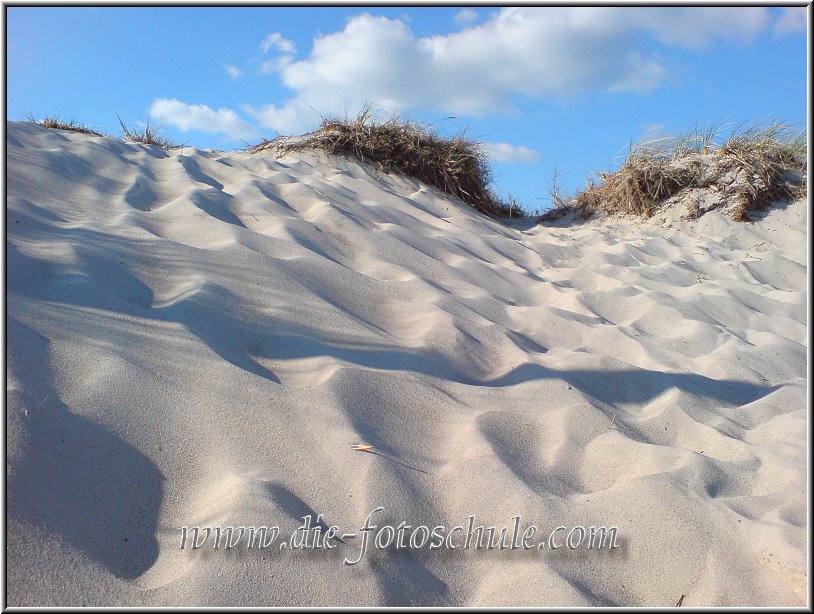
[
  {"x1": 25, "y1": 113, "x2": 806, "y2": 223},
  {"x1": 248, "y1": 107, "x2": 523, "y2": 218},
  {"x1": 26, "y1": 114, "x2": 181, "y2": 150},
  {"x1": 543, "y1": 122, "x2": 807, "y2": 223},
  {"x1": 26, "y1": 115, "x2": 104, "y2": 137}
]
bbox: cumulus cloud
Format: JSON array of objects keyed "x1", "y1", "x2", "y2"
[
  {"x1": 484, "y1": 142, "x2": 541, "y2": 164},
  {"x1": 149, "y1": 99, "x2": 258, "y2": 141},
  {"x1": 225, "y1": 65, "x2": 241, "y2": 79},
  {"x1": 453, "y1": 9, "x2": 478, "y2": 26},
  {"x1": 260, "y1": 32, "x2": 296, "y2": 54},
  {"x1": 251, "y1": 8, "x2": 773, "y2": 135},
  {"x1": 774, "y1": 7, "x2": 806, "y2": 36}
]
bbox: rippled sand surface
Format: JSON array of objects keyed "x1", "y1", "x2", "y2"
[{"x1": 6, "y1": 121, "x2": 807, "y2": 606}]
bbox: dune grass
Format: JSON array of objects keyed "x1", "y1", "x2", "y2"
[
  {"x1": 27, "y1": 115, "x2": 104, "y2": 137},
  {"x1": 27, "y1": 113, "x2": 182, "y2": 150},
  {"x1": 116, "y1": 114, "x2": 182, "y2": 149},
  {"x1": 543, "y1": 122, "x2": 807, "y2": 222},
  {"x1": 248, "y1": 107, "x2": 522, "y2": 218},
  {"x1": 26, "y1": 111, "x2": 804, "y2": 224}
]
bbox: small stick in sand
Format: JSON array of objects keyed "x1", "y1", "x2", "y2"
[
  {"x1": 675, "y1": 594, "x2": 685, "y2": 607},
  {"x1": 609, "y1": 414, "x2": 617, "y2": 430},
  {"x1": 36, "y1": 392, "x2": 50, "y2": 410},
  {"x1": 25, "y1": 392, "x2": 50, "y2": 420},
  {"x1": 351, "y1": 444, "x2": 374, "y2": 452}
]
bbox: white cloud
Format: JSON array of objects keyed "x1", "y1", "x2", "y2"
[
  {"x1": 624, "y1": 7, "x2": 769, "y2": 48},
  {"x1": 454, "y1": 9, "x2": 478, "y2": 26},
  {"x1": 259, "y1": 55, "x2": 295, "y2": 74},
  {"x1": 243, "y1": 103, "x2": 322, "y2": 137},
  {"x1": 484, "y1": 142, "x2": 541, "y2": 164},
  {"x1": 260, "y1": 32, "x2": 296, "y2": 54},
  {"x1": 149, "y1": 99, "x2": 258, "y2": 141},
  {"x1": 774, "y1": 7, "x2": 806, "y2": 36},
  {"x1": 225, "y1": 65, "x2": 241, "y2": 79},
  {"x1": 251, "y1": 8, "x2": 773, "y2": 135}
]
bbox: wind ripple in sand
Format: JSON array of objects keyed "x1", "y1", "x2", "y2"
[{"x1": 5, "y1": 122, "x2": 807, "y2": 607}]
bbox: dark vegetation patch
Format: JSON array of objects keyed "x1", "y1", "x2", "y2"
[
  {"x1": 541, "y1": 122, "x2": 806, "y2": 223},
  {"x1": 248, "y1": 106, "x2": 523, "y2": 218}
]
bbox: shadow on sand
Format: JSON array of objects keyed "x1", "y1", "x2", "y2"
[{"x1": 7, "y1": 317, "x2": 164, "y2": 580}]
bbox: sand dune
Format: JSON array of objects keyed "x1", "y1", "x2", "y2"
[{"x1": 5, "y1": 121, "x2": 808, "y2": 606}]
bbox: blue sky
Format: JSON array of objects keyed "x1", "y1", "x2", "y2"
[{"x1": 6, "y1": 6, "x2": 808, "y2": 210}]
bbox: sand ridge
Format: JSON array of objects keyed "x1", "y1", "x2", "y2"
[{"x1": 5, "y1": 121, "x2": 808, "y2": 606}]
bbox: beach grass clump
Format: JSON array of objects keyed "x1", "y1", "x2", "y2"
[
  {"x1": 542, "y1": 121, "x2": 806, "y2": 223},
  {"x1": 717, "y1": 123, "x2": 807, "y2": 220},
  {"x1": 28, "y1": 115, "x2": 104, "y2": 137},
  {"x1": 248, "y1": 107, "x2": 522, "y2": 218},
  {"x1": 117, "y1": 114, "x2": 182, "y2": 149}
]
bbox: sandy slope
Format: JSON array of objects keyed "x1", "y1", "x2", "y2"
[{"x1": 5, "y1": 121, "x2": 808, "y2": 606}]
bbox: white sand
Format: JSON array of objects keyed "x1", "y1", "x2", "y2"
[{"x1": 5, "y1": 121, "x2": 808, "y2": 606}]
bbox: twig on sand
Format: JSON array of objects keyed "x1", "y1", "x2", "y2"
[
  {"x1": 36, "y1": 392, "x2": 50, "y2": 410},
  {"x1": 675, "y1": 594, "x2": 685, "y2": 607},
  {"x1": 351, "y1": 445, "x2": 431, "y2": 475},
  {"x1": 609, "y1": 414, "x2": 617, "y2": 430},
  {"x1": 25, "y1": 391, "x2": 50, "y2": 419}
]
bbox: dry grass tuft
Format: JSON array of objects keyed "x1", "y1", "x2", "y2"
[
  {"x1": 117, "y1": 114, "x2": 182, "y2": 149},
  {"x1": 248, "y1": 106, "x2": 521, "y2": 218},
  {"x1": 541, "y1": 122, "x2": 806, "y2": 223},
  {"x1": 717, "y1": 123, "x2": 807, "y2": 220},
  {"x1": 28, "y1": 115, "x2": 104, "y2": 137}
]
